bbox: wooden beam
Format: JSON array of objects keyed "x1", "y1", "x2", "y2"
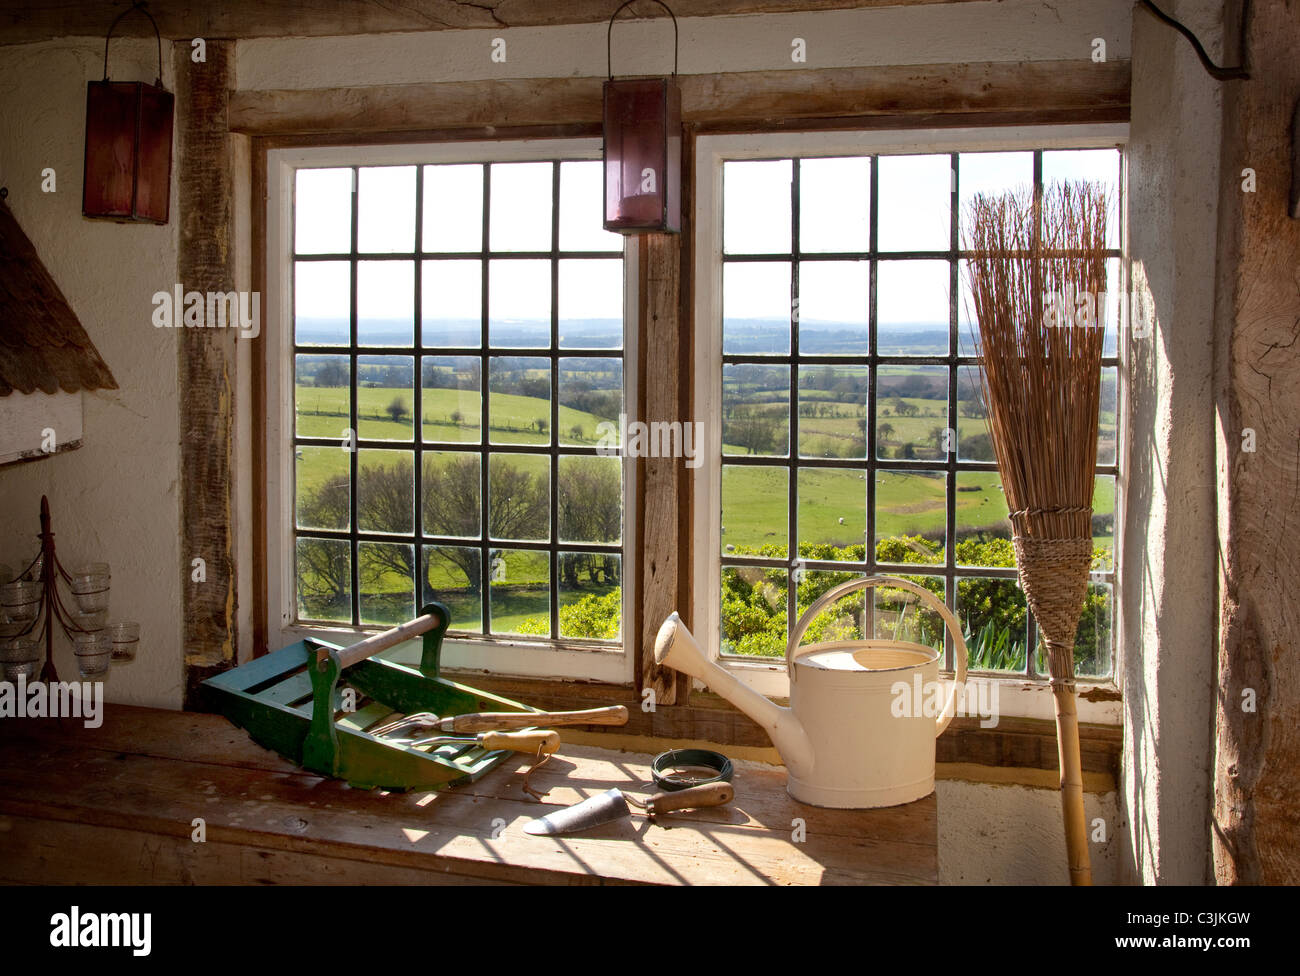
[
  {"x1": 638, "y1": 233, "x2": 684, "y2": 707},
  {"x1": 177, "y1": 39, "x2": 239, "y2": 704},
  {"x1": 0, "y1": 1, "x2": 982, "y2": 45},
  {"x1": 228, "y1": 60, "x2": 1131, "y2": 136},
  {"x1": 1212, "y1": 0, "x2": 1300, "y2": 885}
]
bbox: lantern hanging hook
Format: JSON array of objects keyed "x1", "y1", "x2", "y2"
[
  {"x1": 607, "y1": 0, "x2": 679, "y2": 81},
  {"x1": 102, "y1": 1, "x2": 165, "y2": 88}
]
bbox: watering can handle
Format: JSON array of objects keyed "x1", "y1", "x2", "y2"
[
  {"x1": 785, "y1": 575, "x2": 969, "y2": 737},
  {"x1": 329, "y1": 609, "x2": 445, "y2": 670}
]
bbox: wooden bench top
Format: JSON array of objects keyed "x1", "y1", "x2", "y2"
[{"x1": 0, "y1": 705, "x2": 937, "y2": 885}]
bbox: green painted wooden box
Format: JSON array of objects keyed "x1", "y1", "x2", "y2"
[{"x1": 202, "y1": 603, "x2": 536, "y2": 791}]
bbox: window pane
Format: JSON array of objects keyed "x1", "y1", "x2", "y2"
[
  {"x1": 359, "y1": 541, "x2": 415, "y2": 626},
  {"x1": 1093, "y1": 475, "x2": 1115, "y2": 568},
  {"x1": 295, "y1": 354, "x2": 350, "y2": 439},
  {"x1": 296, "y1": 538, "x2": 352, "y2": 624},
  {"x1": 723, "y1": 159, "x2": 791, "y2": 255},
  {"x1": 423, "y1": 164, "x2": 483, "y2": 252},
  {"x1": 421, "y1": 356, "x2": 481, "y2": 443},
  {"x1": 559, "y1": 161, "x2": 622, "y2": 252},
  {"x1": 1074, "y1": 582, "x2": 1113, "y2": 678},
  {"x1": 956, "y1": 365, "x2": 993, "y2": 462},
  {"x1": 489, "y1": 357, "x2": 550, "y2": 445},
  {"x1": 794, "y1": 570, "x2": 866, "y2": 643},
  {"x1": 559, "y1": 259, "x2": 622, "y2": 349},
  {"x1": 558, "y1": 455, "x2": 621, "y2": 545},
  {"x1": 559, "y1": 552, "x2": 621, "y2": 640},
  {"x1": 357, "y1": 449, "x2": 413, "y2": 534},
  {"x1": 1098, "y1": 366, "x2": 1118, "y2": 465},
  {"x1": 798, "y1": 261, "x2": 868, "y2": 353},
  {"x1": 422, "y1": 260, "x2": 481, "y2": 347},
  {"x1": 957, "y1": 151, "x2": 1033, "y2": 232},
  {"x1": 356, "y1": 356, "x2": 414, "y2": 441},
  {"x1": 877, "y1": 259, "x2": 950, "y2": 356},
  {"x1": 875, "y1": 365, "x2": 947, "y2": 460},
  {"x1": 489, "y1": 548, "x2": 550, "y2": 635},
  {"x1": 723, "y1": 363, "x2": 790, "y2": 458},
  {"x1": 295, "y1": 261, "x2": 349, "y2": 346},
  {"x1": 870, "y1": 575, "x2": 945, "y2": 652},
  {"x1": 798, "y1": 365, "x2": 866, "y2": 459},
  {"x1": 489, "y1": 259, "x2": 550, "y2": 348},
  {"x1": 358, "y1": 261, "x2": 414, "y2": 346},
  {"x1": 957, "y1": 576, "x2": 1027, "y2": 672},
  {"x1": 489, "y1": 454, "x2": 550, "y2": 541},
  {"x1": 295, "y1": 447, "x2": 349, "y2": 531},
  {"x1": 721, "y1": 565, "x2": 787, "y2": 657},
  {"x1": 358, "y1": 166, "x2": 416, "y2": 253},
  {"x1": 957, "y1": 258, "x2": 980, "y2": 357},
  {"x1": 799, "y1": 156, "x2": 869, "y2": 253},
  {"x1": 722, "y1": 465, "x2": 787, "y2": 559},
  {"x1": 422, "y1": 451, "x2": 481, "y2": 539},
  {"x1": 559, "y1": 357, "x2": 622, "y2": 447},
  {"x1": 797, "y1": 467, "x2": 866, "y2": 559},
  {"x1": 955, "y1": 471, "x2": 1012, "y2": 567},
  {"x1": 875, "y1": 471, "x2": 946, "y2": 566},
  {"x1": 723, "y1": 262, "x2": 790, "y2": 354},
  {"x1": 877, "y1": 154, "x2": 950, "y2": 252},
  {"x1": 296, "y1": 168, "x2": 352, "y2": 255},
  {"x1": 423, "y1": 546, "x2": 483, "y2": 633},
  {"x1": 1103, "y1": 256, "x2": 1121, "y2": 356},
  {"x1": 489, "y1": 162, "x2": 553, "y2": 252},
  {"x1": 1035, "y1": 581, "x2": 1113, "y2": 679},
  {"x1": 1042, "y1": 148, "x2": 1121, "y2": 250}
]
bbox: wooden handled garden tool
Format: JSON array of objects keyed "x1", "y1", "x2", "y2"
[
  {"x1": 523, "y1": 782, "x2": 735, "y2": 836},
  {"x1": 372, "y1": 705, "x2": 628, "y2": 738},
  {"x1": 397, "y1": 729, "x2": 562, "y2": 755},
  {"x1": 964, "y1": 182, "x2": 1109, "y2": 886}
]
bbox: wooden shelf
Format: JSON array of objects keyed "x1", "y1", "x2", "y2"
[{"x1": 0, "y1": 705, "x2": 937, "y2": 886}]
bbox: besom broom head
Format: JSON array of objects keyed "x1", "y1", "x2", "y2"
[{"x1": 962, "y1": 181, "x2": 1109, "y2": 684}]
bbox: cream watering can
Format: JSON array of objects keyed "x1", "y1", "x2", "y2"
[{"x1": 655, "y1": 576, "x2": 967, "y2": 808}]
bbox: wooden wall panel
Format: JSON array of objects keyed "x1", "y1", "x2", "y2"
[
  {"x1": 1212, "y1": 0, "x2": 1300, "y2": 885},
  {"x1": 0, "y1": 1, "x2": 982, "y2": 45},
  {"x1": 228, "y1": 61, "x2": 1131, "y2": 135},
  {"x1": 177, "y1": 40, "x2": 239, "y2": 704}
]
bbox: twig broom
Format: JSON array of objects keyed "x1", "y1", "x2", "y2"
[{"x1": 963, "y1": 182, "x2": 1109, "y2": 886}]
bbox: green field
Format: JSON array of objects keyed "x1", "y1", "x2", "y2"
[
  {"x1": 294, "y1": 377, "x2": 1117, "y2": 630},
  {"x1": 295, "y1": 384, "x2": 613, "y2": 446}
]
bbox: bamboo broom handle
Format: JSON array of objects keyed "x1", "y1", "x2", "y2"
[{"x1": 1052, "y1": 684, "x2": 1092, "y2": 886}]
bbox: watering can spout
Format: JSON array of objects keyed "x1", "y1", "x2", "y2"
[{"x1": 653, "y1": 613, "x2": 815, "y2": 781}]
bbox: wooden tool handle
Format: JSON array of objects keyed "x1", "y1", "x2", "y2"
[
  {"x1": 479, "y1": 730, "x2": 561, "y2": 755},
  {"x1": 331, "y1": 612, "x2": 442, "y2": 670},
  {"x1": 644, "y1": 782, "x2": 734, "y2": 816},
  {"x1": 449, "y1": 706, "x2": 629, "y2": 733}
]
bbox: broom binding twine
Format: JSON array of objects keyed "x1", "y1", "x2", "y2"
[{"x1": 1010, "y1": 533, "x2": 1092, "y2": 686}]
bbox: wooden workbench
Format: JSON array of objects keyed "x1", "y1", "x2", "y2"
[{"x1": 0, "y1": 705, "x2": 937, "y2": 885}]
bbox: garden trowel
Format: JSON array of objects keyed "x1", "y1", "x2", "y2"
[{"x1": 522, "y1": 781, "x2": 734, "y2": 836}]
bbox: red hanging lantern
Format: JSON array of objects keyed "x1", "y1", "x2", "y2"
[
  {"x1": 603, "y1": 1, "x2": 681, "y2": 235},
  {"x1": 82, "y1": 2, "x2": 173, "y2": 224}
]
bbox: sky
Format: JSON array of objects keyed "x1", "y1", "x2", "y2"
[{"x1": 294, "y1": 148, "x2": 1121, "y2": 334}]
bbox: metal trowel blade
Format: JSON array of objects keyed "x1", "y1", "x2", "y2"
[{"x1": 522, "y1": 788, "x2": 631, "y2": 836}]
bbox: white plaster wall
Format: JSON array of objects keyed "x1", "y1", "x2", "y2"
[
  {"x1": 939, "y1": 780, "x2": 1120, "y2": 884},
  {"x1": 1120, "y1": 0, "x2": 1223, "y2": 884},
  {"x1": 0, "y1": 38, "x2": 183, "y2": 708},
  {"x1": 236, "y1": 0, "x2": 1132, "y2": 90}
]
